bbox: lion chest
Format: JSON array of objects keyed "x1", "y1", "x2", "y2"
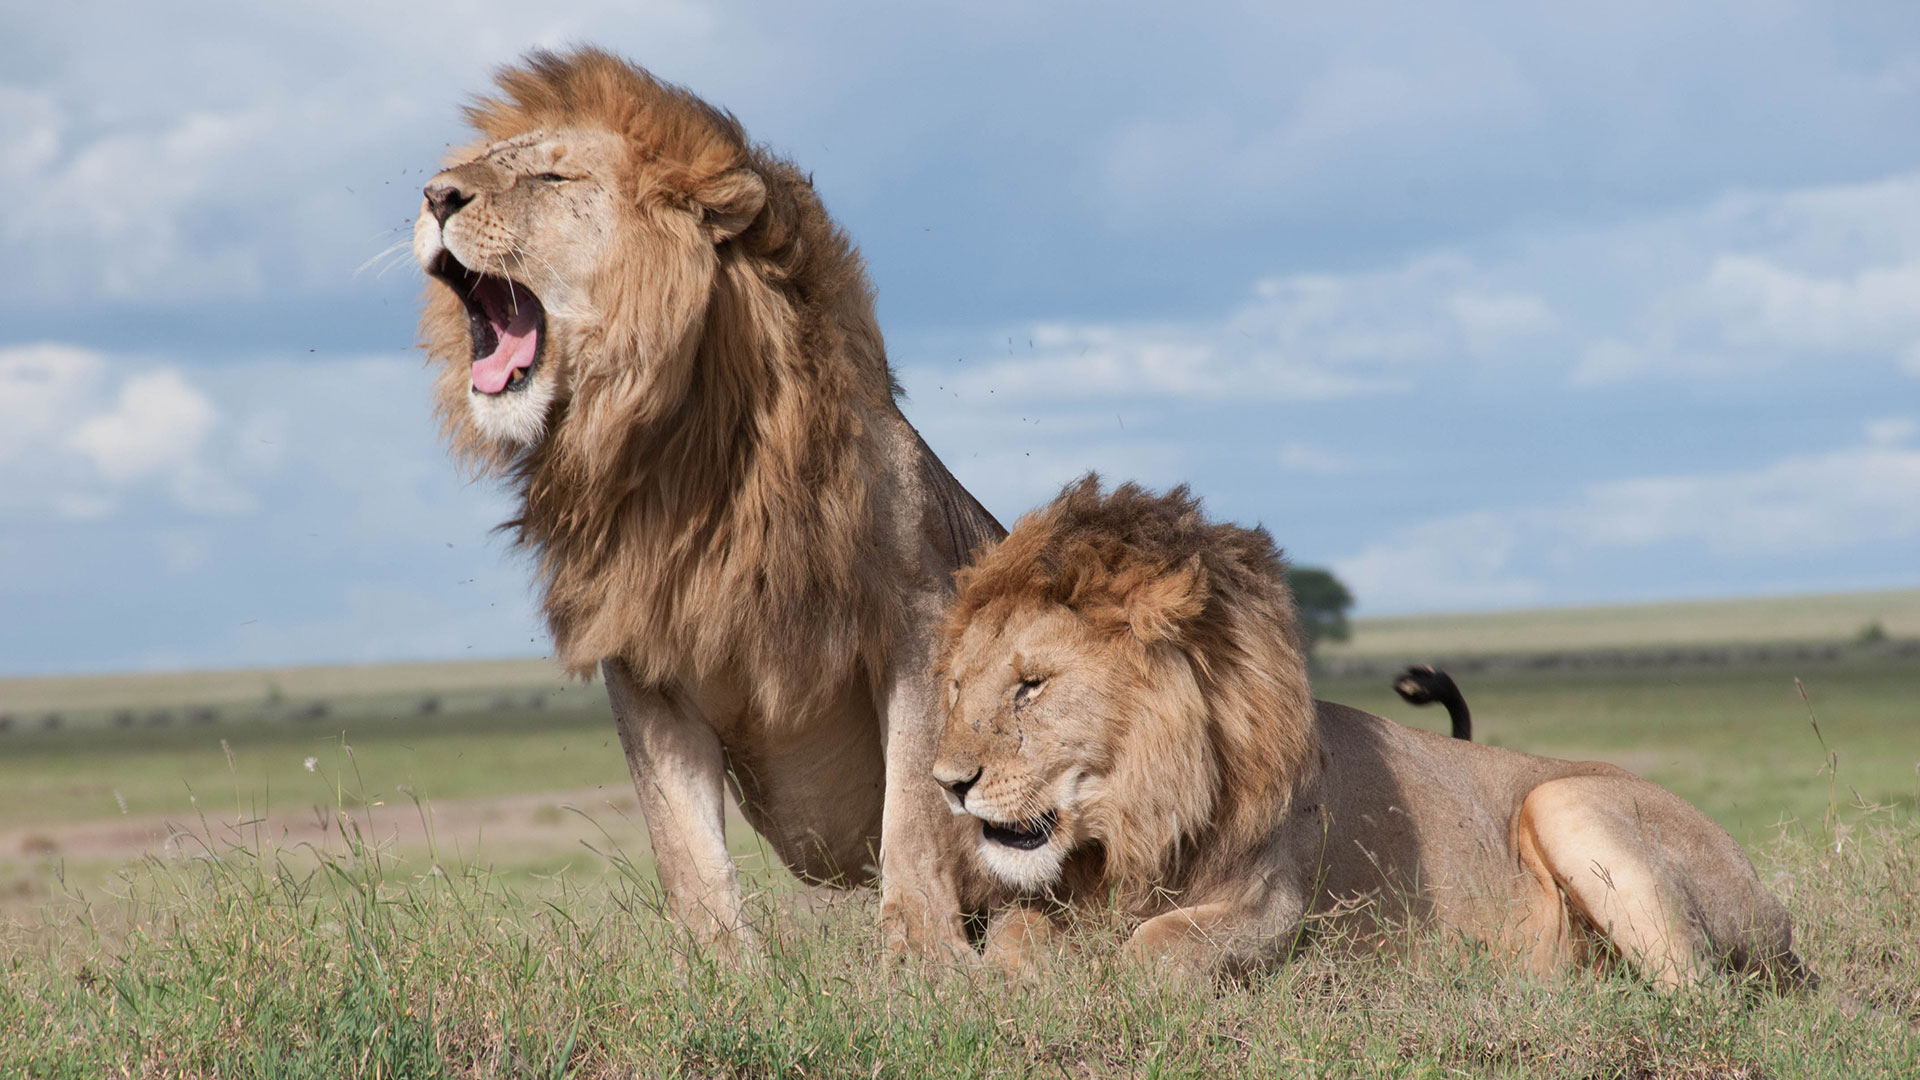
[{"x1": 689, "y1": 672, "x2": 889, "y2": 886}]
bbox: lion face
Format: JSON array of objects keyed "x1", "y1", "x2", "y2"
[
  {"x1": 933, "y1": 601, "x2": 1215, "y2": 892},
  {"x1": 415, "y1": 127, "x2": 631, "y2": 447}
]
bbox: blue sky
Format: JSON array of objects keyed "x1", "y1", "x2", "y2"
[{"x1": 5, "y1": 1, "x2": 1920, "y2": 675}]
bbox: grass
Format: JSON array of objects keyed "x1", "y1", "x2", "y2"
[
  {"x1": 6, "y1": 654, "x2": 1912, "y2": 846},
  {"x1": 0, "y1": 707, "x2": 627, "y2": 828},
  {"x1": 1320, "y1": 586, "x2": 1920, "y2": 660},
  {"x1": 2, "y1": 599, "x2": 1917, "y2": 1075},
  {"x1": 1, "y1": 795, "x2": 1914, "y2": 1077},
  {"x1": 0, "y1": 658, "x2": 582, "y2": 715}
]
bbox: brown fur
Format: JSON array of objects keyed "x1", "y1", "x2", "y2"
[
  {"x1": 424, "y1": 49, "x2": 897, "y2": 718},
  {"x1": 936, "y1": 480, "x2": 1806, "y2": 987},
  {"x1": 940, "y1": 477, "x2": 1317, "y2": 889},
  {"x1": 417, "y1": 48, "x2": 1003, "y2": 953}
]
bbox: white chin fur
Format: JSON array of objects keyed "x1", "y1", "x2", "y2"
[
  {"x1": 973, "y1": 830, "x2": 1069, "y2": 892},
  {"x1": 467, "y1": 371, "x2": 556, "y2": 447}
]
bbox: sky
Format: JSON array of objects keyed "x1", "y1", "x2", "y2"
[{"x1": 4, "y1": 1, "x2": 1920, "y2": 675}]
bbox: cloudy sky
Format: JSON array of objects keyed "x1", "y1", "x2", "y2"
[{"x1": 5, "y1": 1, "x2": 1920, "y2": 675}]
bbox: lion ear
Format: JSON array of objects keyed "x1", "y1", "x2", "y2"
[
  {"x1": 1124, "y1": 556, "x2": 1208, "y2": 644},
  {"x1": 695, "y1": 168, "x2": 766, "y2": 242}
]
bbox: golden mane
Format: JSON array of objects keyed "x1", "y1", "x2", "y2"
[
  {"x1": 945, "y1": 476, "x2": 1320, "y2": 884},
  {"x1": 420, "y1": 48, "x2": 904, "y2": 719}
]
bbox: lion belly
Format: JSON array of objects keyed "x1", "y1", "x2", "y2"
[{"x1": 703, "y1": 677, "x2": 889, "y2": 887}]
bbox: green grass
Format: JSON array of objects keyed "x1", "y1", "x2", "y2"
[
  {"x1": 1321, "y1": 586, "x2": 1920, "y2": 659},
  {"x1": 0, "y1": 708, "x2": 627, "y2": 828},
  {"x1": 9, "y1": 656, "x2": 1913, "y2": 841},
  {"x1": 0, "y1": 658, "x2": 583, "y2": 715},
  {"x1": 2, "y1": 802, "x2": 1914, "y2": 1077},
  {"x1": 3, "y1": 653, "x2": 1911, "y2": 894},
  {"x1": 3, "y1": 611, "x2": 1916, "y2": 1076}
]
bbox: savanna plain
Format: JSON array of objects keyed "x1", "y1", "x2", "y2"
[{"x1": 1, "y1": 590, "x2": 1917, "y2": 1077}]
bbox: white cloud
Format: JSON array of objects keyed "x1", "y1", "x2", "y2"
[
  {"x1": 976, "y1": 167, "x2": 1920, "y2": 403},
  {"x1": 1866, "y1": 417, "x2": 1918, "y2": 446},
  {"x1": 0, "y1": 344, "x2": 543, "y2": 673},
  {"x1": 0, "y1": 2, "x2": 727, "y2": 308},
  {"x1": 1557, "y1": 173, "x2": 1920, "y2": 385},
  {"x1": 13, "y1": 0, "x2": 1919, "y2": 323},
  {"x1": 0, "y1": 343, "x2": 101, "y2": 465},
  {"x1": 68, "y1": 370, "x2": 216, "y2": 482},
  {"x1": 1698, "y1": 254, "x2": 1920, "y2": 354},
  {"x1": 0, "y1": 86, "x2": 61, "y2": 180},
  {"x1": 1334, "y1": 512, "x2": 1545, "y2": 613},
  {"x1": 1448, "y1": 290, "x2": 1557, "y2": 353},
  {"x1": 0, "y1": 343, "x2": 256, "y2": 518},
  {"x1": 5, "y1": 101, "x2": 283, "y2": 301},
  {"x1": 1336, "y1": 423, "x2": 1920, "y2": 612},
  {"x1": 943, "y1": 256, "x2": 1559, "y2": 402}
]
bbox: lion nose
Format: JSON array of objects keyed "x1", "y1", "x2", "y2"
[
  {"x1": 936, "y1": 765, "x2": 983, "y2": 806},
  {"x1": 423, "y1": 181, "x2": 474, "y2": 226}
]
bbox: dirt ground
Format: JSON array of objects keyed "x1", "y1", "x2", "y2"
[{"x1": 0, "y1": 784, "x2": 680, "y2": 911}]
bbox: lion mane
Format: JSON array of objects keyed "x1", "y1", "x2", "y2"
[
  {"x1": 941, "y1": 476, "x2": 1318, "y2": 890},
  {"x1": 423, "y1": 48, "x2": 907, "y2": 717}
]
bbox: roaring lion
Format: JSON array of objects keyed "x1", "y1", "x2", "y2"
[
  {"x1": 932, "y1": 477, "x2": 1807, "y2": 986},
  {"x1": 413, "y1": 48, "x2": 1002, "y2": 955}
]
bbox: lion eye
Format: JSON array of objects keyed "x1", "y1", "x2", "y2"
[
  {"x1": 1013, "y1": 676, "x2": 1045, "y2": 705},
  {"x1": 532, "y1": 172, "x2": 574, "y2": 183}
]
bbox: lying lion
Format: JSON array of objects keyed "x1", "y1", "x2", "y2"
[{"x1": 932, "y1": 477, "x2": 1808, "y2": 987}]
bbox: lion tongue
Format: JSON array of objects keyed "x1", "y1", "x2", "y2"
[{"x1": 471, "y1": 284, "x2": 540, "y2": 394}]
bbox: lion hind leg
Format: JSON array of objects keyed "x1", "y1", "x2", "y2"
[
  {"x1": 1518, "y1": 778, "x2": 1708, "y2": 989},
  {"x1": 1513, "y1": 804, "x2": 1577, "y2": 976}
]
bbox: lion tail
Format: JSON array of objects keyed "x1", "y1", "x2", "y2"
[{"x1": 1392, "y1": 665, "x2": 1471, "y2": 741}]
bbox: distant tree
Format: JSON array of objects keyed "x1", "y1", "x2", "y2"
[{"x1": 1286, "y1": 566, "x2": 1354, "y2": 651}]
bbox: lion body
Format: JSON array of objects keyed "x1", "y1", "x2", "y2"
[
  {"x1": 935, "y1": 479, "x2": 1804, "y2": 986},
  {"x1": 416, "y1": 49, "x2": 1001, "y2": 951}
]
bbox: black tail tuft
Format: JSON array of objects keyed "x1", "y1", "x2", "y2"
[{"x1": 1393, "y1": 665, "x2": 1471, "y2": 741}]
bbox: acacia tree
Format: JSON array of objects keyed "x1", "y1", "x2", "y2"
[{"x1": 1285, "y1": 566, "x2": 1354, "y2": 652}]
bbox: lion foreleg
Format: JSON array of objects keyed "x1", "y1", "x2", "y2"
[
  {"x1": 1124, "y1": 879, "x2": 1308, "y2": 980},
  {"x1": 981, "y1": 906, "x2": 1061, "y2": 975},
  {"x1": 603, "y1": 659, "x2": 750, "y2": 951},
  {"x1": 873, "y1": 618, "x2": 973, "y2": 960}
]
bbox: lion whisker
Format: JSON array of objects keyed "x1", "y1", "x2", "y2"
[
  {"x1": 496, "y1": 254, "x2": 520, "y2": 319},
  {"x1": 355, "y1": 239, "x2": 415, "y2": 279},
  {"x1": 510, "y1": 245, "x2": 570, "y2": 289},
  {"x1": 507, "y1": 249, "x2": 555, "y2": 296},
  {"x1": 373, "y1": 246, "x2": 425, "y2": 279}
]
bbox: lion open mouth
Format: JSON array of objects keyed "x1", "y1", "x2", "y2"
[
  {"x1": 430, "y1": 251, "x2": 545, "y2": 395},
  {"x1": 981, "y1": 811, "x2": 1058, "y2": 851}
]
